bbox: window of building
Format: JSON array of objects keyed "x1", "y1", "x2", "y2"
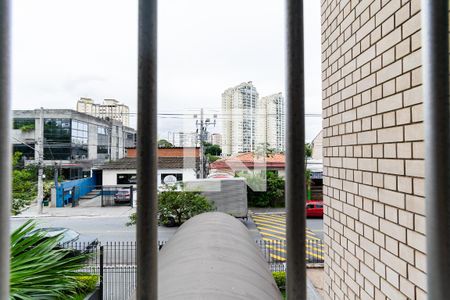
[
  {"x1": 13, "y1": 118, "x2": 35, "y2": 130},
  {"x1": 97, "y1": 126, "x2": 109, "y2": 156},
  {"x1": 44, "y1": 118, "x2": 72, "y2": 160},
  {"x1": 71, "y1": 120, "x2": 89, "y2": 160},
  {"x1": 13, "y1": 143, "x2": 35, "y2": 160},
  {"x1": 117, "y1": 173, "x2": 137, "y2": 184}
]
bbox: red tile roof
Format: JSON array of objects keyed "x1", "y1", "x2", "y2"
[
  {"x1": 126, "y1": 147, "x2": 200, "y2": 158},
  {"x1": 210, "y1": 152, "x2": 285, "y2": 170}
]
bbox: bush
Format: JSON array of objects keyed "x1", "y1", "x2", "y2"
[
  {"x1": 159, "y1": 185, "x2": 214, "y2": 226},
  {"x1": 127, "y1": 184, "x2": 215, "y2": 226},
  {"x1": 239, "y1": 171, "x2": 285, "y2": 207},
  {"x1": 74, "y1": 275, "x2": 99, "y2": 295},
  {"x1": 10, "y1": 220, "x2": 92, "y2": 299},
  {"x1": 272, "y1": 271, "x2": 286, "y2": 289}
]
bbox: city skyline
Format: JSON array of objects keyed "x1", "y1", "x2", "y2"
[{"x1": 11, "y1": 0, "x2": 322, "y2": 141}]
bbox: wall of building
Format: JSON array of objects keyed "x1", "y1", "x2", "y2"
[
  {"x1": 102, "y1": 168, "x2": 197, "y2": 186},
  {"x1": 12, "y1": 109, "x2": 135, "y2": 168},
  {"x1": 221, "y1": 82, "x2": 258, "y2": 156},
  {"x1": 322, "y1": 0, "x2": 425, "y2": 299},
  {"x1": 311, "y1": 130, "x2": 323, "y2": 161}
]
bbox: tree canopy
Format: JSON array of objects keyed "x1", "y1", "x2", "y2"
[{"x1": 158, "y1": 139, "x2": 174, "y2": 148}]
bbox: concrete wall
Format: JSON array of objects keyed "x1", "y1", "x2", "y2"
[{"x1": 322, "y1": 1, "x2": 426, "y2": 299}]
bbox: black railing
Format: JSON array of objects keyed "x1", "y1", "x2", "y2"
[{"x1": 68, "y1": 239, "x2": 321, "y2": 299}]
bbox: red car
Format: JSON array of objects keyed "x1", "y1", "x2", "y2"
[{"x1": 306, "y1": 201, "x2": 323, "y2": 218}]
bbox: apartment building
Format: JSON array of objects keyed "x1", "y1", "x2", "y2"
[
  {"x1": 76, "y1": 97, "x2": 130, "y2": 127},
  {"x1": 169, "y1": 131, "x2": 198, "y2": 147},
  {"x1": 256, "y1": 92, "x2": 285, "y2": 153},
  {"x1": 221, "y1": 81, "x2": 259, "y2": 156},
  {"x1": 12, "y1": 109, "x2": 136, "y2": 179},
  {"x1": 322, "y1": 0, "x2": 426, "y2": 298},
  {"x1": 209, "y1": 133, "x2": 222, "y2": 147}
]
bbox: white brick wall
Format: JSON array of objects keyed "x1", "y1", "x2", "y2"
[{"x1": 322, "y1": 0, "x2": 427, "y2": 298}]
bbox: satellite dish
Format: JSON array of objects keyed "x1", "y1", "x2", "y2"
[{"x1": 163, "y1": 175, "x2": 177, "y2": 185}]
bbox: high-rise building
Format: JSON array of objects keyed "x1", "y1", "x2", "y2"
[
  {"x1": 209, "y1": 133, "x2": 222, "y2": 147},
  {"x1": 256, "y1": 93, "x2": 285, "y2": 153},
  {"x1": 221, "y1": 82, "x2": 258, "y2": 156},
  {"x1": 169, "y1": 131, "x2": 198, "y2": 147},
  {"x1": 76, "y1": 97, "x2": 130, "y2": 127}
]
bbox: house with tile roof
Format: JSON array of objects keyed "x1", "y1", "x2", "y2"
[
  {"x1": 95, "y1": 147, "x2": 200, "y2": 186},
  {"x1": 210, "y1": 152, "x2": 286, "y2": 176}
]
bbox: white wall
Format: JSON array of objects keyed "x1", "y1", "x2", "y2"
[
  {"x1": 103, "y1": 169, "x2": 135, "y2": 186},
  {"x1": 102, "y1": 168, "x2": 197, "y2": 186}
]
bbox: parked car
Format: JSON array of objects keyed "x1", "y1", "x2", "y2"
[
  {"x1": 114, "y1": 188, "x2": 132, "y2": 204},
  {"x1": 306, "y1": 201, "x2": 323, "y2": 218},
  {"x1": 27, "y1": 227, "x2": 99, "y2": 254}
]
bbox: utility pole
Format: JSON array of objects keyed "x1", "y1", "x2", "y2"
[
  {"x1": 37, "y1": 107, "x2": 44, "y2": 214},
  {"x1": 195, "y1": 109, "x2": 216, "y2": 178}
]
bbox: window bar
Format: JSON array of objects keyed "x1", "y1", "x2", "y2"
[
  {"x1": 0, "y1": 0, "x2": 10, "y2": 298},
  {"x1": 286, "y1": 0, "x2": 306, "y2": 299},
  {"x1": 422, "y1": 1, "x2": 450, "y2": 299},
  {"x1": 137, "y1": 0, "x2": 158, "y2": 298}
]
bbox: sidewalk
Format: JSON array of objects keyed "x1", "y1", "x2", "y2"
[
  {"x1": 13, "y1": 199, "x2": 136, "y2": 219},
  {"x1": 307, "y1": 268, "x2": 325, "y2": 299},
  {"x1": 249, "y1": 207, "x2": 286, "y2": 214}
]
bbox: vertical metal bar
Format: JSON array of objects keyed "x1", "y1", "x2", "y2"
[
  {"x1": 286, "y1": 0, "x2": 306, "y2": 299},
  {"x1": 99, "y1": 245, "x2": 104, "y2": 300},
  {"x1": 0, "y1": 0, "x2": 10, "y2": 298},
  {"x1": 422, "y1": 1, "x2": 450, "y2": 299},
  {"x1": 137, "y1": 0, "x2": 158, "y2": 298}
]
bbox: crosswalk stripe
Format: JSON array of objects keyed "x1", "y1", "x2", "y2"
[
  {"x1": 253, "y1": 220, "x2": 316, "y2": 235},
  {"x1": 306, "y1": 250, "x2": 324, "y2": 260},
  {"x1": 257, "y1": 226, "x2": 286, "y2": 235},
  {"x1": 266, "y1": 244, "x2": 286, "y2": 253},
  {"x1": 253, "y1": 219, "x2": 285, "y2": 228},
  {"x1": 257, "y1": 226, "x2": 321, "y2": 241},
  {"x1": 306, "y1": 244, "x2": 324, "y2": 253},
  {"x1": 252, "y1": 218, "x2": 286, "y2": 227},
  {"x1": 269, "y1": 253, "x2": 286, "y2": 262},
  {"x1": 260, "y1": 231, "x2": 285, "y2": 240}
]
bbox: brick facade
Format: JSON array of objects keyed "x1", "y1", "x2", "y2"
[{"x1": 321, "y1": 0, "x2": 426, "y2": 298}]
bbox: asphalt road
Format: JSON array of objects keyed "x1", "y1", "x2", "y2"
[
  {"x1": 10, "y1": 214, "x2": 323, "y2": 243},
  {"x1": 10, "y1": 216, "x2": 177, "y2": 242}
]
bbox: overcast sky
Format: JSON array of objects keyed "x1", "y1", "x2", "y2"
[{"x1": 11, "y1": 0, "x2": 322, "y2": 141}]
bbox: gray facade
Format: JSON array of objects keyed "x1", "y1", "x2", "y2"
[{"x1": 12, "y1": 109, "x2": 136, "y2": 178}]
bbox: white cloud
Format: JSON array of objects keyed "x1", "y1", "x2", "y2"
[{"x1": 12, "y1": 0, "x2": 322, "y2": 139}]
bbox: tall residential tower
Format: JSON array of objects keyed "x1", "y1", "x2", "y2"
[
  {"x1": 256, "y1": 92, "x2": 285, "y2": 153},
  {"x1": 77, "y1": 98, "x2": 130, "y2": 127},
  {"x1": 221, "y1": 82, "x2": 258, "y2": 156}
]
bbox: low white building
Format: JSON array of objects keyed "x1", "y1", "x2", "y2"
[{"x1": 97, "y1": 157, "x2": 199, "y2": 187}]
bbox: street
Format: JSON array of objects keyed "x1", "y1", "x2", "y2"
[
  {"x1": 10, "y1": 213, "x2": 323, "y2": 243},
  {"x1": 10, "y1": 216, "x2": 178, "y2": 242}
]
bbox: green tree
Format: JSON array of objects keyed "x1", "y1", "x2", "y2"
[
  {"x1": 238, "y1": 171, "x2": 285, "y2": 207},
  {"x1": 203, "y1": 143, "x2": 222, "y2": 156},
  {"x1": 305, "y1": 143, "x2": 313, "y2": 158},
  {"x1": 157, "y1": 139, "x2": 174, "y2": 148},
  {"x1": 127, "y1": 184, "x2": 214, "y2": 226},
  {"x1": 12, "y1": 152, "x2": 37, "y2": 214}
]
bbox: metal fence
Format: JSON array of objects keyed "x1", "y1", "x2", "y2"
[
  {"x1": 101, "y1": 186, "x2": 134, "y2": 207},
  {"x1": 256, "y1": 239, "x2": 324, "y2": 271},
  {"x1": 69, "y1": 239, "x2": 322, "y2": 299}
]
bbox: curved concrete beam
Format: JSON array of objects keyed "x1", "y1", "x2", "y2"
[{"x1": 158, "y1": 212, "x2": 282, "y2": 300}]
